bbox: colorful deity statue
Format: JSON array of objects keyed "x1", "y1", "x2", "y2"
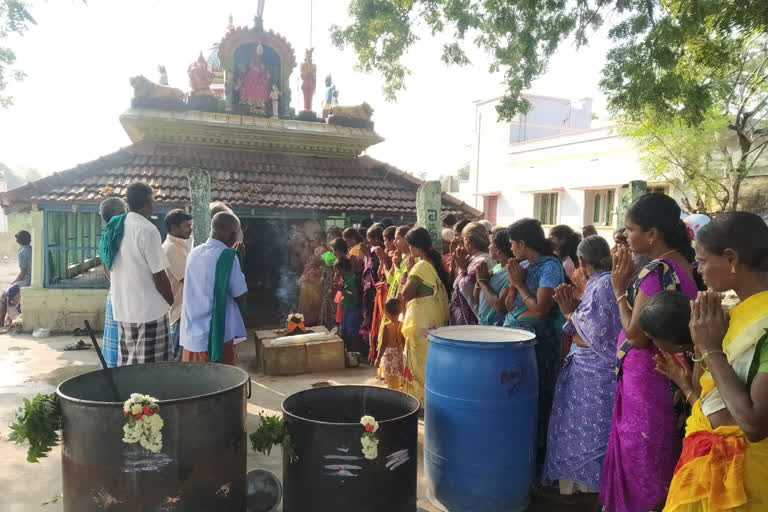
[
  {"x1": 322, "y1": 74, "x2": 336, "y2": 118},
  {"x1": 270, "y1": 85, "x2": 281, "y2": 119},
  {"x1": 300, "y1": 48, "x2": 317, "y2": 112},
  {"x1": 188, "y1": 53, "x2": 215, "y2": 96},
  {"x1": 236, "y1": 45, "x2": 272, "y2": 115},
  {"x1": 158, "y1": 65, "x2": 168, "y2": 85}
]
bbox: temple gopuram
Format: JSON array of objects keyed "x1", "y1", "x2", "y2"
[{"x1": 0, "y1": 9, "x2": 479, "y2": 331}]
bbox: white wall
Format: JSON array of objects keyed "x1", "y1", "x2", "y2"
[{"x1": 455, "y1": 124, "x2": 656, "y2": 235}]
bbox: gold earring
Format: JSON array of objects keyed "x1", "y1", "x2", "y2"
[{"x1": 730, "y1": 264, "x2": 736, "y2": 274}]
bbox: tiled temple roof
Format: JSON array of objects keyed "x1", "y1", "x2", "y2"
[{"x1": 0, "y1": 141, "x2": 480, "y2": 219}]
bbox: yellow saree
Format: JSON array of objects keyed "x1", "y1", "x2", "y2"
[
  {"x1": 377, "y1": 257, "x2": 410, "y2": 344},
  {"x1": 664, "y1": 291, "x2": 768, "y2": 512},
  {"x1": 402, "y1": 259, "x2": 449, "y2": 405}
]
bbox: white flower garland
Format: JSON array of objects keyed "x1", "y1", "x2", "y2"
[
  {"x1": 122, "y1": 393, "x2": 164, "y2": 453},
  {"x1": 287, "y1": 313, "x2": 304, "y2": 322},
  {"x1": 360, "y1": 415, "x2": 379, "y2": 460}
]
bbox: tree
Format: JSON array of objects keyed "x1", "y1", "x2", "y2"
[
  {"x1": 626, "y1": 35, "x2": 768, "y2": 213},
  {"x1": 456, "y1": 163, "x2": 469, "y2": 181},
  {"x1": 0, "y1": 161, "x2": 41, "y2": 189},
  {"x1": 625, "y1": 112, "x2": 731, "y2": 216},
  {"x1": 331, "y1": 0, "x2": 768, "y2": 123},
  {"x1": 0, "y1": 0, "x2": 36, "y2": 107}
]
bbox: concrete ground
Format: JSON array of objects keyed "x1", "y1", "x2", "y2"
[{"x1": 0, "y1": 331, "x2": 598, "y2": 512}]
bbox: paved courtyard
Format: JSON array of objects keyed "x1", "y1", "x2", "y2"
[{"x1": 0, "y1": 332, "x2": 597, "y2": 511}]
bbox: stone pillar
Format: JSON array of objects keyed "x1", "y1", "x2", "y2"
[
  {"x1": 417, "y1": 181, "x2": 443, "y2": 252},
  {"x1": 188, "y1": 168, "x2": 211, "y2": 247},
  {"x1": 29, "y1": 207, "x2": 44, "y2": 288},
  {"x1": 617, "y1": 180, "x2": 647, "y2": 227}
]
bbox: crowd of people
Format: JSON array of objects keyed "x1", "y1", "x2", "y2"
[
  {"x1": 297, "y1": 194, "x2": 768, "y2": 512},
  {"x1": 98, "y1": 182, "x2": 248, "y2": 367},
  {"x1": 82, "y1": 179, "x2": 768, "y2": 511}
]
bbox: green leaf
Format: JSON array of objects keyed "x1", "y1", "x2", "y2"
[
  {"x1": 334, "y1": 0, "x2": 768, "y2": 123},
  {"x1": 8, "y1": 393, "x2": 62, "y2": 463},
  {"x1": 249, "y1": 413, "x2": 298, "y2": 463}
]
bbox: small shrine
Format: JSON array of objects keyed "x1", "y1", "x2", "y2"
[{"x1": 0, "y1": 4, "x2": 479, "y2": 332}]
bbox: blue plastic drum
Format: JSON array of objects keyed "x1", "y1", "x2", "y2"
[{"x1": 424, "y1": 326, "x2": 538, "y2": 512}]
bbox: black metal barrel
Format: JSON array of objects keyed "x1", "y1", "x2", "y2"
[
  {"x1": 56, "y1": 362, "x2": 249, "y2": 512},
  {"x1": 282, "y1": 385, "x2": 419, "y2": 512}
]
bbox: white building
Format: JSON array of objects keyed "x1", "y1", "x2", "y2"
[{"x1": 455, "y1": 95, "x2": 669, "y2": 238}]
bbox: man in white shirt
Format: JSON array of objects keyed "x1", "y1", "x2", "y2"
[
  {"x1": 162, "y1": 209, "x2": 193, "y2": 360},
  {"x1": 111, "y1": 182, "x2": 174, "y2": 365},
  {"x1": 181, "y1": 211, "x2": 248, "y2": 365}
]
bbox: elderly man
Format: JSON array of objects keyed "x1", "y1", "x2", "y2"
[
  {"x1": 180, "y1": 211, "x2": 247, "y2": 364},
  {"x1": 163, "y1": 209, "x2": 193, "y2": 360},
  {"x1": 98, "y1": 197, "x2": 128, "y2": 367},
  {"x1": 110, "y1": 183, "x2": 174, "y2": 365}
]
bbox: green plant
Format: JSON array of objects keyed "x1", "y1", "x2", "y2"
[
  {"x1": 249, "y1": 413, "x2": 297, "y2": 463},
  {"x1": 8, "y1": 393, "x2": 62, "y2": 463}
]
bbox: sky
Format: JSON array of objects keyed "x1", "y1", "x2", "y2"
[{"x1": 0, "y1": 0, "x2": 612, "y2": 180}]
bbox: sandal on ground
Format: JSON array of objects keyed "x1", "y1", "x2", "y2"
[{"x1": 64, "y1": 340, "x2": 91, "y2": 351}]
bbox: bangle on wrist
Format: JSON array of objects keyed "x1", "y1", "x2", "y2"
[
  {"x1": 693, "y1": 350, "x2": 726, "y2": 372},
  {"x1": 616, "y1": 293, "x2": 628, "y2": 304},
  {"x1": 684, "y1": 389, "x2": 696, "y2": 403}
]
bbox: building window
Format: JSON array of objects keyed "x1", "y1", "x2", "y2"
[
  {"x1": 592, "y1": 189, "x2": 616, "y2": 226},
  {"x1": 648, "y1": 186, "x2": 668, "y2": 195},
  {"x1": 324, "y1": 216, "x2": 346, "y2": 232},
  {"x1": 45, "y1": 210, "x2": 107, "y2": 288},
  {"x1": 534, "y1": 192, "x2": 559, "y2": 225}
]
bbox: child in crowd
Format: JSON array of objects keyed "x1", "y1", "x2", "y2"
[
  {"x1": 639, "y1": 290, "x2": 694, "y2": 355},
  {"x1": 375, "y1": 298, "x2": 405, "y2": 390},
  {"x1": 639, "y1": 290, "x2": 697, "y2": 429}
]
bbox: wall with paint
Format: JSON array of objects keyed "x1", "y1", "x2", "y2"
[
  {"x1": 20, "y1": 287, "x2": 107, "y2": 331},
  {"x1": 455, "y1": 124, "x2": 657, "y2": 237}
]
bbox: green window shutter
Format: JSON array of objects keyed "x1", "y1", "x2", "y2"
[{"x1": 593, "y1": 194, "x2": 601, "y2": 224}]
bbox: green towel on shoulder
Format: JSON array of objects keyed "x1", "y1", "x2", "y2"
[
  {"x1": 208, "y1": 248, "x2": 242, "y2": 363},
  {"x1": 98, "y1": 213, "x2": 127, "y2": 270}
]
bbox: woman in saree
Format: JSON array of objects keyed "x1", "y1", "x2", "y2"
[
  {"x1": 369, "y1": 226, "x2": 395, "y2": 363},
  {"x1": 296, "y1": 243, "x2": 324, "y2": 326},
  {"x1": 401, "y1": 227, "x2": 450, "y2": 406},
  {"x1": 449, "y1": 222, "x2": 493, "y2": 325},
  {"x1": 332, "y1": 237, "x2": 363, "y2": 351},
  {"x1": 549, "y1": 224, "x2": 582, "y2": 280},
  {"x1": 343, "y1": 227, "x2": 365, "y2": 259},
  {"x1": 475, "y1": 228, "x2": 513, "y2": 326},
  {"x1": 360, "y1": 225, "x2": 384, "y2": 349},
  {"x1": 374, "y1": 225, "x2": 413, "y2": 377},
  {"x1": 502, "y1": 218, "x2": 566, "y2": 471},
  {"x1": 656, "y1": 212, "x2": 768, "y2": 512},
  {"x1": 600, "y1": 194, "x2": 702, "y2": 512},
  {"x1": 543, "y1": 235, "x2": 621, "y2": 495},
  {"x1": 320, "y1": 227, "x2": 343, "y2": 330}
]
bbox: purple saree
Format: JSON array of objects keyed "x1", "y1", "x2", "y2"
[
  {"x1": 542, "y1": 271, "x2": 621, "y2": 491},
  {"x1": 599, "y1": 259, "x2": 698, "y2": 512}
]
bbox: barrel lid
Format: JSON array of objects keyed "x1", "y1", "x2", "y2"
[
  {"x1": 428, "y1": 326, "x2": 537, "y2": 348},
  {"x1": 246, "y1": 469, "x2": 282, "y2": 512}
]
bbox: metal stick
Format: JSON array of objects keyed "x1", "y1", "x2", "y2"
[
  {"x1": 84, "y1": 320, "x2": 121, "y2": 402},
  {"x1": 84, "y1": 320, "x2": 108, "y2": 369}
]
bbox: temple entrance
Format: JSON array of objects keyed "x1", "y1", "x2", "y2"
[{"x1": 240, "y1": 217, "x2": 323, "y2": 328}]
